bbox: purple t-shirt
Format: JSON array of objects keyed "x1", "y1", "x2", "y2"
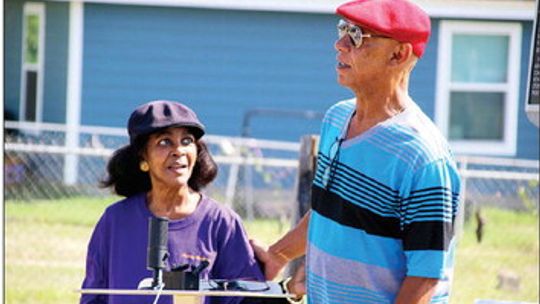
[{"x1": 80, "y1": 192, "x2": 264, "y2": 304}]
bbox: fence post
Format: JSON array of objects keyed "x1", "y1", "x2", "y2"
[
  {"x1": 456, "y1": 157, "x2": 469, "y2": 239},
  {"x1": 286, "y1": 134, "x2": 319, "y2": 277},
  {"x1": 64, "y1": 1, "x2": 84, "y2": 185}
]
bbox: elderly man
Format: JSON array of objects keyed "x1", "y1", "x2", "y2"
[{"x1": 253, "y1": 0, "x2": 461, "y2": 303}]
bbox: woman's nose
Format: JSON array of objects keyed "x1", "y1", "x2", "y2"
[{"x1": 172, "y1": 144, "x2": 186, "y2": 156}]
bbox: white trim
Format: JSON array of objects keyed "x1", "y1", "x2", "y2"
[
  {"x1": 64, "y1": 1, "x2": 85, "y2": 185},
  {"x1": 526, "y1": 99, "x2": 540, "y2": 128},
  {"x1": 449, "y1": 82, "x2": 509, "y2": 92},
  {"x1": 459, "y1": 169, "x2": 539, "y2": 181},
  {"x1": 435, "y1": 21, "x2": 522, "y2": 156},
  {"x1": 19, "y1": 2, "x2": 46, "y2": 122},
  {"x1": 455, "y1": 155, "x2": 539, "y2": 168},
  {"x1": 425, "y1": 6, "x2": 534, "y2": 21},
  {"x1": 44, "y1": 0, "x2": 536, "y2": 20}
]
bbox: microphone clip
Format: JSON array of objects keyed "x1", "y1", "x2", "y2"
[{"x1": 163, "y1": 260, "x2": 209, "y2": 290}]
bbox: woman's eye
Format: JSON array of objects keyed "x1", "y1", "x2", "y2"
[
  {"x1": 158, "y1": 138, "x2": 172, "y2": 146},
  {"x1": 181, "y1": 137, "x2": 194, "y2": 146}
]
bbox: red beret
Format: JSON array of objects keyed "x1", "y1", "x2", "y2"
[{"x1": 336, "y1": 0, "x2": 431, "y2": 58}]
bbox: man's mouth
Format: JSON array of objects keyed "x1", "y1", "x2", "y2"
[{"x1": 337, "y1": 61, "x2": 351, "y2": 68}]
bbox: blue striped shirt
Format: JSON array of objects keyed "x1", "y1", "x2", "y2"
[{"x1": 307, "y1": 99, "x2": 461, "y2": 304}]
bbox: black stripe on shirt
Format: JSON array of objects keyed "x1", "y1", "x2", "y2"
[
  {"x1": 312, "y1": 185, "x2": 455, "y2": 251},
  {"x1": 402, "y1": 220, "x2": 455, "y2": 251},
  {"x1": 311, "y1": 185, "x2": 402, "y2": 239}
]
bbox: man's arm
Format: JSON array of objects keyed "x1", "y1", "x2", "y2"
[
  {"x1": 394, "y1": 276, "x2": 438, "y2": 304},
  {"x1": 251, "y1": 211, "x2": 310, "y2": 280}
]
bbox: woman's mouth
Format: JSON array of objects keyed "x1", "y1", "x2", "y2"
[{"x1": 169, "y1": 163, "x2": 188, "y2": 172}]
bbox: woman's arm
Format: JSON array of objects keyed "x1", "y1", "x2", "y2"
[{"x1": 80, "y1": 215, "x2": 108, "y2": 304}]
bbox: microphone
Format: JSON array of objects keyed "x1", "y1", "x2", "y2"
[{"x1": 147, "y1": 216, "x2": 169, "y2": 289}]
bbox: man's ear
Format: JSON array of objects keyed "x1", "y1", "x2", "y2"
[{"x1": 390, "y1": 42, "x2": 413, "y2": 65}]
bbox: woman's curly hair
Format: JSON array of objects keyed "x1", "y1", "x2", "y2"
[{"x1": 100, "y1": 131, "x2": 218, "y2": 197}]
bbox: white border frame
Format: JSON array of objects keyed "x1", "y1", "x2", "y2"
[
  {"x1": 38, "y1": 0, "x2": 536, "y2": 20},
  {"x1": 435, "y1": 21, "x2": 522, "y2": 156},
  {"x1": 19, "y1": 2, "x2": 46, "y2": 123},
  {"x1": 525, "y1": 0, "x2": 539, "y2": 127}
]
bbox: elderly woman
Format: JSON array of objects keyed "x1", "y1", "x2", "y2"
[{"x1": 80, "y1": 100, "x2": 266, "y2": 304}]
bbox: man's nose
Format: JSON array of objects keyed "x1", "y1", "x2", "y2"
[{"x1": 335, "y1": 35, "x2": 351, "y2": 52}]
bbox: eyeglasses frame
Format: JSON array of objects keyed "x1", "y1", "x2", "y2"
[
  {"x1": 322, "y1": 136, "x2": 344, "y2": 190},
  {"x1": 337, "y1": 19, "x2": 390, "y2": 48}
]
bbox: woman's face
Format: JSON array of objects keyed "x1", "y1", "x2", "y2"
[{"x1": 142, "y1": 127, "x2": 197, "y2": 190}]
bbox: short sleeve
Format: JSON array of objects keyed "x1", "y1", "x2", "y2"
[
  {"x1": 210, "y1": 212, "x2": 265, "y2": 304},
  {"x1": 80, "y1": 214, "x2": 109, "y2": 304},
  {"x1": 400, "y1": 159, "x2": 461, "y2": 278}
]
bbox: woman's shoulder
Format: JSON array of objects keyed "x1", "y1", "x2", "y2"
[
  {"x1": 102, "y1": 193, "x2": 145, "y2": 218},
  {"x1": 200, "y1": 194, "x2": 242, "y2": 223}
]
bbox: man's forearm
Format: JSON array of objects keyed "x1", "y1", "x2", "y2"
[
  {"x1": 395, "y1": 276, "x2": 438, "y2": 304},
  {"x1": 268, "y1": 211, "x2": 310, "y2": 262}
]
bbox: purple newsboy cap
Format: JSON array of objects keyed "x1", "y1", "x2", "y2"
[{"x1": 127, "y1": 100, "x2": 205, "y2": 144}]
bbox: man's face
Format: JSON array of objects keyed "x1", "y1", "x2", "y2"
[{"x1": 334, "y1": 20, "x2": 397, "y2": 90}]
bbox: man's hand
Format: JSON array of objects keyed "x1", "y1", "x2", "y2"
[
  {"x1": 395, "y1": 276, "x2": 438, "y2": 304},
  {"x1": 287, "y1": 261, "x2": 306, "y2": 297},
  {"x1": 250, "y1": 239, "x2": 289, "y2": 280}
]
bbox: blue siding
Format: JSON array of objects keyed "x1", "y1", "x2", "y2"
[
  {"x1": 409, "y1": 20, "x2": 439, "y2": 118},
  {"x1": 7, "y1": 1, "x2": 537, "y2": 160},
  {"x1": 43, "y1": 1, "x2": 69, "y2": 123},
  {"x1": 4, "y1": 0, "x2": 69, "y2": 123},
  {"x1": 517, "y1": 22, "x2": 539, "y2": 160},
  {"x1": 81, "y1": 4, "x2": 438, "y2": 141},
  {"x1": 5, "y1": 0, "x2": 24, "y2": 119},
  {"x1": 82, "y1": 4, "x2": 351, "y2": 141}
]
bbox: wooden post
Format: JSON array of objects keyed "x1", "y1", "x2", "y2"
[
  {"x1": 286, "y1": 135, "x2": 319, "y2": 277},
  {"x1": 456, "y1": 158, "x2": 468, "y2": 239}
]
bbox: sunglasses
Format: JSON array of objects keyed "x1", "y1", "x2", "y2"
[
  {"x1": 337, "y1": 19, "x2": 389, "y2": 48},
  {"x1": 208, "y1": 279, "x2": 270, "y2": 292},
  {"x1": 321, "y1": 137, "x2": 344, "y2": 189}
]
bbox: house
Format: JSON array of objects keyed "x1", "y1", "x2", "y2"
[{"x1": 5, "y1": 0, "x2": 539, "y2": 159}]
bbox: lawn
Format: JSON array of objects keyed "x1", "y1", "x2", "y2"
[
  {"x1": 452, "y1": 208, "x2": 539, "y2": 303},
  {"x1": 5, "y1": 198, "x2": 539, "y2": 304},
  {"x1": 5, "y1": 197, "x2": 290, "y2": 304}
]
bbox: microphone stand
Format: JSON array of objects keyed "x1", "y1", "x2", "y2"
[{"x1": 147, "y1": 216, "x2": 170, "y2": 289}]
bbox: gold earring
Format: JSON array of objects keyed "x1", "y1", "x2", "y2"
[{"x1": 139, "y1": 161, "x2": 149, "y2": 172}]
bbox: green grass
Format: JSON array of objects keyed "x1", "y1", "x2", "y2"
[
  {"x1": 4, "y1": 197, "x2": 289, "y2": 304},
  {"x1": 452, "y1": 208, "x2": 539, "y2": 303},
  {"x1": 5, "y1": 198, "x2": 539, "y2": 304}
]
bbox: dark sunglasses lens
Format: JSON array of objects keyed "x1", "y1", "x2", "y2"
[
  {"x1": 337, "y1": 20, "x2": 348, "y2": 38},
  {"x1": 337, "y1": 20, "x2": 361, "y2": 47},
  {"x1": 349, "y1": 26, "x2": 362, "y2": 47}
]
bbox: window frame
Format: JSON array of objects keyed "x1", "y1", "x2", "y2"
[
  {"x1": 435, "y1": 21, "x2": 522, "y2": 156},
  {"x1": 19, "y1": 2, "x2": 46, "y2": 123}
]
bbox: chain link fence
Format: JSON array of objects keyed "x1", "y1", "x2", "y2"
[
  {"x1": 4, "y1": 121, "x2": 300, "y2": 221},
  {"x1": 4, "y1": 121, "x2": 539, "y2": 303}
]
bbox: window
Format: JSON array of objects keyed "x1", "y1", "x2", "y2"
[
  {"x1": 435, "y1": 21, "x2": 521, "y2": 156},
  {"x1": 20, "y1": 2, "x2": 45, "y2": 122}
]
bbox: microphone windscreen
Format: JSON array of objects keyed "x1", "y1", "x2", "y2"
[{"x1": 147, "y1": 216, "x2": 169, "y2": 270}]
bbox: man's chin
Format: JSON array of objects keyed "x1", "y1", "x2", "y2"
[{"x1": 337, "y1": 78, "x2": 354, "y2": 89}]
